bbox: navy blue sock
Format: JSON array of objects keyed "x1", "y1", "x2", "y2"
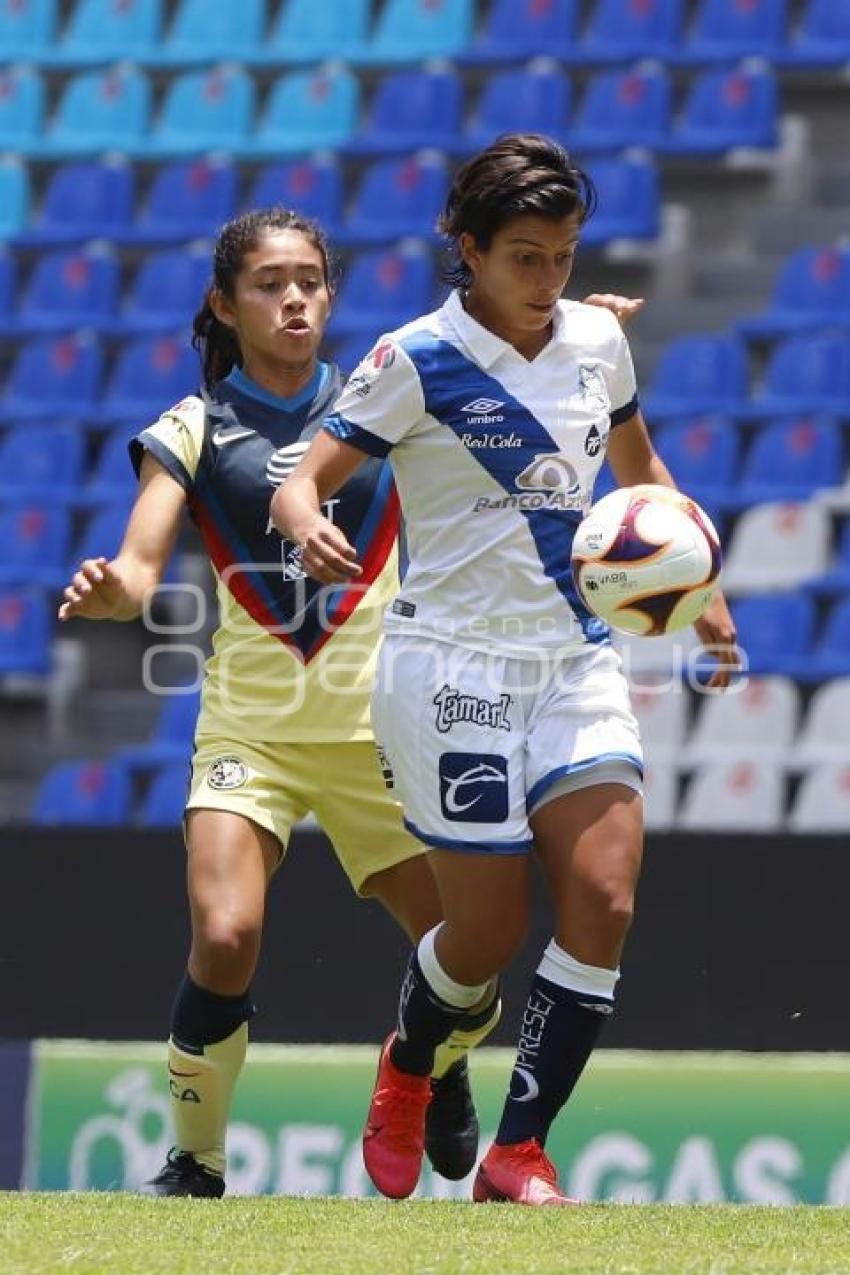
[
  {"x1": 495, "y1": 973, "x2": 612, "y2": 1147},
  {"x1": 389, "y1": 951, "x2": 468, "y2": 1076},
  {"x1": 170, "y1": 972, "x2": 255, "y2": 1054}
]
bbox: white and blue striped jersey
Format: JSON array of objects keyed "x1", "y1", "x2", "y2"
[{"x1": 325, "y1": 290, "x2": 639, "y2": 657}]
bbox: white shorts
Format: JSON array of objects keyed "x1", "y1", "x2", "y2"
[{"x1": 371, "y1": 636, "x2": 643, "y2": 855}]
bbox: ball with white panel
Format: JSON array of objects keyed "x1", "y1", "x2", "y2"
[{"x1": 571, "y1": 484, "x2": 722, "y2": 636}]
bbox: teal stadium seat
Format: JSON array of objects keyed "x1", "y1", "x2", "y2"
[
  {"x1": 368, "y1": 0, "x2": 472, "y2": 62},
  {"x1": 462, "y1": 0, "x2": 580, "y2": 64},
  {"x1": 576, "y1": 0, "x2": 684, "y2": 62},
  {"x1": 349, "y1": 67, "x2": 463, "y2": 155},
  {"x1": 0, "y1": 334, "x2": 103, "y2": 421},
  {"x1": 460, "y1": 63, "x2": 572, "y2": 154},
  {"x1": 31, "y1": 760, "x2": 132, "y2": 826},
  {"x1": 0, "y1": 502, "x2": 71, "y2": 587},
  {"x1": 343, "y1": 154, "x2": 448, "y2": 244},
  {"x1": 39, "y1": 64, "x2": 151, "y2": 156},
  {"x1": 13, "y1": 244, "x2": 119, "y2": 333},
  {"x1": 159, "y1": 0, "x2": 265, "y2": 63},
  {"x1": 0, "y1": 588, "x2": 51, "y2": 677},
  {"x1": 15, "y1": 159, "x2": 134, "y2": 247},
  {"x1": 253, "y1": 66, "x2": 359, "y2": 156},
  {"x1": 0, "y1": 0, "x2": 56, "y2": 61},
  {"x1": 680, "y1": 0, "x2": 788, "y2": 64},
  {"x1": 149, "y1": 66, "x2": 255, "y2": 155},
  {"x1": 0, "y1": 423, "x2": 85, "y2": 504},
  {"x1": 265, "y1": 0, "x2": 371, "y2": 63},
  {"x1": 246, "y1": 158, "x2": 343, "y2": 236},
  {"x1": 0, "y1": 158, "x2": 29, "y2": 239},
  {"x1": 48, "y1": 0, "x2": 163, "y2": 65},
  {"x1": 127, "y1": 158, "x2": 237, "y2": 244},
  {"x1": 0, "y1": 66, "x2": 44, "y2": 150}
]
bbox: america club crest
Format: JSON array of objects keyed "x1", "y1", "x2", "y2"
[{"x1": 206, "y1": 756, "x2": 248, "y2": 790}]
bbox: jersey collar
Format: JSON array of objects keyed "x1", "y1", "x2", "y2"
[{"x1": 444, "y1": 289, "x2": 569, "y2": 367}]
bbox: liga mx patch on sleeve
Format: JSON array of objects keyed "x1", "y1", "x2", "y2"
[{"x1": 438, "y1": 753, "x2": 509, "y2": 823}]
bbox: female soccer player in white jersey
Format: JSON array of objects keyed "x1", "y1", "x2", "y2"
[
  {"x1": 271, "y1": 135, "x2": 738, "y2": 1206},
  {"x1": 57, "y1": 207, "x2": 634, "y2": 1199}
]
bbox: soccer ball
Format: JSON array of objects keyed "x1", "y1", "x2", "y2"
[{"x1": 571, "y1": 484, "x2": 722, "y2": 636}]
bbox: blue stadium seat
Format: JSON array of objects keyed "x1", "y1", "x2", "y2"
[
  {"x1": 149, "y1": 66, "x2": 255, "y2": 155},
  {"x1": 0, "y1": 334, "x2": 102, "y2": 421},
  {"x1": 680, "y1": 0, "x2": 788, "y2": 63},
  {"x1": 118, "y1": 243, "x2": 210, "y2": 335},
  {"x1": 0, "y1": 423, "x2": 85, "y2": 504},
  {"x1": 331, "y1": 336, "x2": 384, "y2": 375},
  {"x1": 0, "y1": 247, "x2": 15, "y2": 314},
  {"x1": 808, "y1": 523, "x2": 850, "y2": 596},
  {"x1": 73, "y1": 500, "x2": 132, "y2": 565},
  {"x1": 568, "y1": 67, "x2": 672, "y2": 153},
  {"x1": 98, "y1": 335, "x2": 198, "y2": 422},
  {"x1": 40, "y1": 64, "x2": 151, "y2": 155},
  {"x1": 809, "y1": 596, "x2": 850, "y2": 679},
  {"x1": 82, "y1": 424, "x2": 140, "y2": 505},
  {"x1": 736, "y1": 417, "x2": 843, "y2": 505},
  {"x1": 581, "y1": 156, "x2": 661, "y2": 244},
  {"x1": 460, "y1": 63, "x2": 572, "y2": 154},
  {"x1": 750, "y1": 334, "x2": 850, "y2": 416},
  {"x1": 737, "y1": 246, "x2": 850, "y2": 339},
  {"x1": 652, "y1": 418, "x2": 741, "y2": 510},
  {"x1": 48, "y1": 0, "x2": 163, "y2": 64},
  {"x1": 343, "y1": 155, "x2": 448, "y2": 244},
  {"x1": 137, "y1": 762, "x2": 189, "y2": 826},
  {"x1": 31, "y1": 760, "x2": 132, "y2": 825},
  {"x1": 367, "y1": 0, "x2": 473, "y2": 61},
  {"x1": 576, "y1": 0, "x2": 684, "y2": 62},
  {"x1": 0, "y1": 65, "x2": 44, "y2": 150},
  {"x1": 350, "y1": 67, "x2": 463, "y2": 155},
  {"x1": 246, "y1": 158, "x2": 343, "y2": 236},
  {"x1": 0, "y1": 0, "x2": 56, "y2": 59},
  {"x1": 264, "y1": 0, "x2": 370, "y2": 63},
  {"x1": 0, "y1": 157, "x2": 29, "y2": 239},
  {"x1": 462, "y1": 0, "x2": 580, "y2": 64},
  {"x1": 0, "y1": 502, "x2": 71, "y2": 587},
  {"x1": 330, "y1": 245, "x2": 434, "y2": 338},
  {"x1": 15, "y1": 159, "x2": 134, "y2": 247},
  {"x1": 254, "y1": 66, "x2": 359, "y2": 155},
  {"x1": 12, "y1": 244, "x2": 118, "y2": 334},
  {"x1": 127, "y1": 159, "x2": 237, "y2": 245},
  {"x1": 121, "y1": 686, "x2": 200, "y2": 768},
  {"x1": 780, "y1": 0, "x2": 850, "y2": 66},
  {"x1": 159, "y1": 0, "x2": 265, "y2": 62},
  {"x1": 643, "y1": 335, "x2": 749, "y2": 419},
  {"x1": 732, "y1": 591, "x2": 815, "y2": 678},
  {"x1": 667, "y1": 67, "x2": 779, "y2": 154},
  {"x1": 0, "y1": 587, "x2": 51, "y2": 677}
]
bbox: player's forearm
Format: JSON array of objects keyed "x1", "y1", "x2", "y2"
[
  {"x1": 106, "y1": 555, "x2": 161, "y2": 621},
  {"x1": 634, "y1": 452, "x2": 677, "y2": 489},
  {"x1": 270, "y1": 474, "x2": 323, "y2": 545}
]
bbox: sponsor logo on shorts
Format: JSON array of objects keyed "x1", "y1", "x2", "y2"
[
  {"x1": 438, "y1": 752, "x2": 509, "y2": 823},
  {"x1": 206, "y1": 757, "x2": 248, "y2": 790},
  {"x1": 433, "y1": 684, "x2": 512, "y2": 735}
]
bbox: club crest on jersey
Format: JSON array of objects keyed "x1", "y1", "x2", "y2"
[
  {"x1": 206, "y1": 757, "x2": 248, "y2": 790},
  {"x1": 579, "y1": 363, "x2": 610, "y2": 409},
  {"x1": 433, "y1": 684, "x2": 512, "y2": 735}
]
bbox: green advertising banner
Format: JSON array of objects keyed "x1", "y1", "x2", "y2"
[{"x1": 25, "y1": 1043, "x2": 850, "y2": 1203}]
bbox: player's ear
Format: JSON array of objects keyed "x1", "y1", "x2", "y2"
[
  {"x1": 458, "y1": 231, "x2": 481, "y2": 278},
  {"x1": 209, "y1": 287, "x2": 237, "y2": 330}
]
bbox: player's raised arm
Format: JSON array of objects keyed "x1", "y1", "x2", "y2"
[{"x1": 58, "y1": 452, "x2": 186, "y2": 622}]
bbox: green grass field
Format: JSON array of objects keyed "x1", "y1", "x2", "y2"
[{"x1": 3, "y1": 1194, "x2": 849, "y2": 1275}]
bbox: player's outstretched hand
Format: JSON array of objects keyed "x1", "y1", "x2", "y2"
[
  {"x1": 583, "y1": 294, "x2": 645, "y2": 326},
  {"x1": 693, "y1": 590, "x2": 739, "y2": 691},
  {"x1": 299, "y1": 516, "x2": 362, "y2": 584},
  {"x1": 58, "y1": 558, "x2": 127, "y2": 621}
]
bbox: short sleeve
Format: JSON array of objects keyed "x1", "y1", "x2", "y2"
[
  {"x1": 129, "y1": 395, "x2": 205, "y2": 492},
  {"x1": 608, "y1": 328, "x2": 639, "y2": 427},
  {"x1": 324, "y1": 338, "x2": 425, "y2": 457}
]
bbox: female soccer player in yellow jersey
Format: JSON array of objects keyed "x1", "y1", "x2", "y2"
[{"x1": 58, "y1": 206, "x2": 643, "y2": 1198}]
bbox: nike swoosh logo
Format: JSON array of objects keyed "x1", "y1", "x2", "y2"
[
  {"x1": 213, "y1": 428, "x2": 254, "y2": 446},
  {"x1": 169, "y1": 1067, "x2": 202, "y2": 1077}
]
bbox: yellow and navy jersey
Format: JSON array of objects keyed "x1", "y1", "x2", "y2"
[{"x1": 130, "y1": 363, "x2": 400, "y2": 742}]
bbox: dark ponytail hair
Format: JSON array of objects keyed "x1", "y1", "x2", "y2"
[
  {"x1": 192, "y1": 207, "x2": 334, "y2": 389},
  {"x1": 438, "y1": 133, "x2": 596, "y2": 291}
]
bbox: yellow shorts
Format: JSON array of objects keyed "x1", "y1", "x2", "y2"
[{"x1": 187, "y1": 735, "x2": 424, "y2": 894}]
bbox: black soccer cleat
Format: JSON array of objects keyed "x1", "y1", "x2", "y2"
[
  {"x1": 425, "y1": 1057, "x2": 480, "y2": 1180},
  {"x1": 146, "y1": 1148, "x2": 225, "y2": 1198}
]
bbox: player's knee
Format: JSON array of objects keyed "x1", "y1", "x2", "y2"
[
  {"x1": 586, "y1": 878, "x2": 636, "y2": 939},
  {"x1": 195, "y1": 913, "x2": 262, "y2": 977}
]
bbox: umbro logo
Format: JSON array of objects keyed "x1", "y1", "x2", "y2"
[{"x1": 461, "y1": 396, "x2": 506, "y2": 424}]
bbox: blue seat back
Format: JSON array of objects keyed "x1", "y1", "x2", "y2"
[
  {"x1": 733, "y1": 591, "x2": 815, "y2": 660},
  {"x1": 32, "y1": 759, "x2": 132, "y2": 826},
  {"x1": 126, "y1": 244, "x2": 210, "y2": 325},
  {"x1": 155, "y1": 67, "x2": 255, "y2": 145},
  {"x1": 260, "y1": 67, "x2": 359, "y2": 144},
  {"x1": 763, "y1": 335, "x2": 850, "y2": 401},
  {"x1": 61, "y1": 0, "x2": 162, "y2": 56},
  {"x1": 575, "y1": 67, "x2": 671, "y2": 135},
  {"x1": 681, "y1": 67, "x2": 777, "y2": 138},
  {"x1": 471, "y1": 66, "x2": 571, "y2": 138},
  {"x1": 20, "y1": 245, "x2": 118, "y2": 325},
  {"x1": 37, "y1": 161, "x2": 134, "y2": 235},
  {"x1": 164, "y1": 0, "x2": 265, "y2": 57},
  {"x1": 331, "y1": 336, "x2": 380, "y2": 374},
  {"x1": 51, "y1": 65, "x2": 151, "y2": 146},
  {"x1": 87, "y1": 425, "x2": 140, "y2": 496},
  {"x1": 154, "y1": 686, "x2": 201, "y2": 745},
  {"x1": 476, "y1": 0, "x2": 579, "y2": 49},
  {"x1": 690, "y1": 0, "x2": 788, "y2": 46},
  {"x1": 583, "y1": 157, "x2": 660, "y2": 239},
  {"x1": 247, "y1": 159, "x2": 343, "y2": 230},
  {"x1": 0, "y1": 247, "x2": 15, "y2": 311},
  {"x1": 800, "y1": 0, "x2": 850, "y2": 40},
  {"x1": 583, "y1": 0, "x2": 683, "y2": 49},
  {"x1": 0, "y1": 158, "x2": 29, "y2": 238},
  {"x1": 772, "y1": 246, "x2": 850, "y2": 316},
  {"x1": 6, "y1": 334, "x2": 102, "y2": 411},
  {"x1": 142, "y1": 160, "x2": 237, "y2": 234},
  {"x1": 268, "y1": 0, "x2": 370, "y2": 57},
  {"x1": 336, "y1": 247, "x2": 434, "y2": 324},
  {"x1": 0, "y1": 502, "x2": 70, "y2": 576},
  {"x1": 653, "y1": 418, "x2": 740, "y2": 489},
  {"x1": 0, "y1": 66, "x2": 44, "y2": 146},
  {"x1": 742, "y1": 417, "x2": 842, "y2": 490},
  {"x1": 371, "y1": 0, "x2": 473, "y2": 57},
  {"x1": 0, "y1": 424, "x2": 85, "y2": 492},
  {"x1": 138, "y1": 762, "x2": 189, "y2": 826},
  {"x1": 0, "y1": 0, "x2": 56, "y2": 56},
  {"x1": 103, "y1": 336, "x2": 198, "y2": 413},
  {"x1": 349, "y1": 156, "x2": 448, "y2": 230},
  {"x1": 368, "y1": 69, "x2": 463, "y2": 139},
  {"x1": 816, "y1": 595, "x2": 850, "y2": 657},
  {"x1": 0, "y1": 587, "x2": 50, "y2": 675},
  {"x1": 74, "y1": 500, "x2": 131, "y2": 563},
  {"x1": 650, "y1": 335, "x2": 748, "y2": 402}
]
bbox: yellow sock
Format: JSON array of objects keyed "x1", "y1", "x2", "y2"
[
  {"x1": 168, "y1": 1023, "x2": 248, "y2": 1177},
  {"x1": 432, "y1": 992, "x2": 502, "y2": 1080}
]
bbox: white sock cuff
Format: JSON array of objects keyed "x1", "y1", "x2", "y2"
[
  {"x1": 417, "y1": 926, "x2": 489, "y2": 1010},
  {"x1": 538, "y1": 940, "x2": 619, "y2": 1000}
]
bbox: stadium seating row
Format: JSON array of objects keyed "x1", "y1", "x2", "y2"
[
  {"x1": 2, "y1": 0, "x2": 848, "y2": 69},
  {"x1": 0, "y1": 61, "x2": 781, "y2": 159}
]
